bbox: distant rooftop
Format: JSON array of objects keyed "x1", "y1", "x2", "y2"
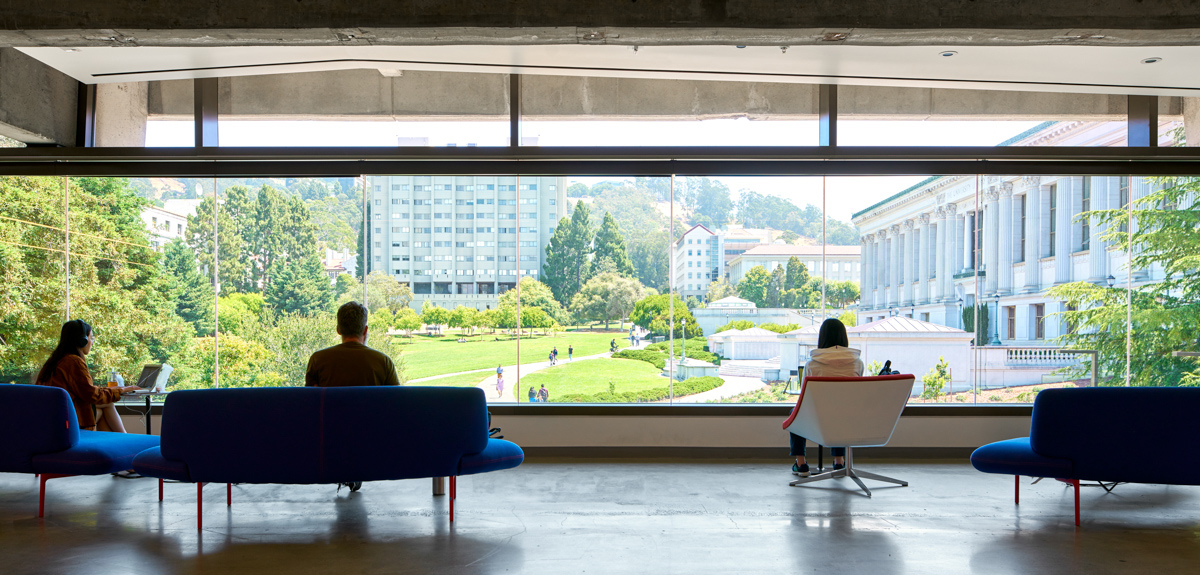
[
  {"x1": 708, "y1": 296, "x2": 755, "y2": 309},
  {"x1": 737, "y1": 245, "x2": 860, "y2": 257}
]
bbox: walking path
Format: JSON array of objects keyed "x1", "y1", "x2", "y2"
[
  {"x1": 480, "y1": 327, "x2": 651, "y2": 403},
  {"x1": 669, "y1": 374, "x2": 768, "y2": 403}
]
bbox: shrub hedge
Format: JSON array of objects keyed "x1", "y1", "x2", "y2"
[
  {"x1": 555, "y1": 376, "x2": 725, "y2": 403},
  {"x1": 612, "y1": 349, "x2": 668, "y2": 369}
]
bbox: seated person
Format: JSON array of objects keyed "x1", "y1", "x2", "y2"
[
  {"x1": 38, "y1": 319, "x2": 141, "y2": 433},
  {"x1": 305, "y1": 302, "x2": 401, "y2": 388},
  {"x1": 789, "y1": 318, "x2": 864, "y2": 477}
]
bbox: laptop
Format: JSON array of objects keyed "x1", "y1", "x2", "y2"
[{"x1": 124, "y1": 363, "x2": 173, "y2": 394}]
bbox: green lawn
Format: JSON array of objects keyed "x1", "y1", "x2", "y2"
[
  {"x1": 520, "y1": 358, "x2": 668, "y2": 397},
  {"x1": 392, "y1": 329, "x2": 630, "y2": 379},
  {"x1": 410, "y1": 370, "x2": 490, "y2": 387}
]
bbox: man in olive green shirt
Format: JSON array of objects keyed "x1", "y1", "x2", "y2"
[{"x1": 305, "y1": 301, "x2": 401, "y2": 388}]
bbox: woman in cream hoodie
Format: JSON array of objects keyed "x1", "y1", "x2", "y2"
[{"x1": 790, "y1": 318, "x2": 864, "y2": 477}]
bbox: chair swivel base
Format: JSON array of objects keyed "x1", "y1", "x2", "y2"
[{"x1": 788, "y1": 448, "x2": 907, "y2": 497}]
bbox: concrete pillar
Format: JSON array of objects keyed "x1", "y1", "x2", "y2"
[
  {"x1": 0, "y1": 48, "x2": 80, "y2": 145},
  {"x1": 1088, "y1": 177, "x2": 1111, "y2": 283},
  {"x1": 918, "y1": 213, "x2": 931, "y2": 304},
  {"x1": 1185, "y1": 97, "x2": 1200, "y2": 147},
  {"x1": 1054, "y1": 177, "x2": 1075, "y2": 283},
  {"x1": 95, "y1": 82, "x2": 149, "y2": 147},
  {"x1": 997, "y1": 182, "x2": 1015, "y2": 295},
  {"x1": 983, "y1": 188, "x2": 1000, "y2": 295}
]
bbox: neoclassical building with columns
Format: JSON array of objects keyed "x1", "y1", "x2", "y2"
[{"x1": 851, "y1": 121, "x2": 1173, "y2": 345}]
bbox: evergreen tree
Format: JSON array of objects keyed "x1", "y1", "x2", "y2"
[
  {"x1": 785, "y1": 256, "x2": 809, "y2": 290},
  {"x1": 163, "y1": 239, "x2": 215, "y2": 336},
  {"x1": 767, "y1": 266, "x2": 786, "y2": 307},
  {"x1": 264, "y1": 254, "x2": 333, "y2": 316},
  {"x1": 543, "y1": 201, "x2": 594, "y2": 305},
  {"x1": 591, "y1": 212, "x2": 635, "y2": 277}
]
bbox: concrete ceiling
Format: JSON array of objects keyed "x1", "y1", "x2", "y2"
[{"x1": 19, "y1": 43, "x2": 1200, "y2": 97}]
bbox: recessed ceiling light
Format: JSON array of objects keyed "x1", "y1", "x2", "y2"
[
  {"x1": 61, "y1": 48, "x2": 81, "y2": 53},
  {"x1": 939, "y1": 51, "x2": 958, "y2": 57},
  {"x1": 1141, "y1": 57, "x2": 1163, "y2": 64},
  {"x1": 736, "y1": 45, "x2": 746, "y2": 49}
]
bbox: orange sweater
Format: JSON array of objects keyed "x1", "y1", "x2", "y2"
[{"x1": 41, "y1": 354, "x2": 122, "y2": 431}]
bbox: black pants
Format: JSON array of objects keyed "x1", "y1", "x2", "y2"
[{"x1": 789, "y1": 433, "x2": 845, "y2": 458}]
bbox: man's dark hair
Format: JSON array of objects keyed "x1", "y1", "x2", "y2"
[
  {"x1": 337, "y1": 301, "x2": 370, "y2": 337},
  {"x1": 816, "y1": 318, "x2": 849, "y2": 349}
]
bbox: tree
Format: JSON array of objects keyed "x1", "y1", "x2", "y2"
[
  {"x1": 570, "y1": 272, "x2": 646, "y2": 329},
  {"x1": 186, "y1": 190, "x2": 250, "y2": 294},
  {"x1": 543, "y1": 201, "x2": 595, "y2": 305},
  {"x1": 334, "y1": 273, "x2": 358, "y2": 299},
  {"x1": 682, "y1": 177, "x2": 733, "y2": 228},
  {"x1": 785, "y1": 257, "x2": 809, "y2": 290},
  {"x1": 353, "y1": 271, "x2": 414, "y2": 312},
  {"x1": 961, "y1": 304, "x2": 990, "y2": 345},
  {"x1": 264, "y1": 253, "x2": 333, "y2": 316},
  {"x1": 393, "y1": 307, "x2": 423, "y2": 337},
  {"x1": 715, "y1": 319, "x2": 756, "y2": 333},
  {"x1": 736, "y1": 266, "x2": 771, "y2": 307},
  {"x1": 630, "y1": 293, "x2": 702, "y2": 337},
  {"x1": 498, "y1": 277, "x2": 571, "y2": 325},
  {"x1": 250, "y1": 185, "x2": 320, "y2": 291},
  {"x1": 449, "y1": 305, "x2": 481, "y2": 335},
  {"x1": 838, "y1": 310, "x2": 858, "y2": 327},
  {"x1": 705, "y1": 279, "x2": 737, "y2": 302},
  {"x1": 163, "y1": 239, "x2": 215, "y2": 336},
  {"x1": 591, "y1": 212, "x2": 635, "y2": 277},
  {"x1": 420, "y1": 301, "x2": 451, "y2": 334},
  {"x1": 521, "y1": 306, "x2": 553, "y2": 334},
  {"x1": 767, "y1": 266, "x2": 786, "y2": 307},
  {"x1": 1051, "y1": 176, "x2": 1200, "y2": 387},
  {"x1": 629, "y1": 229, "x2": 671, "y2": 292}
]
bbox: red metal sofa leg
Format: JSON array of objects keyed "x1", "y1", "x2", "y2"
[
  {"x1": 197, "y1": 483, "x2": 203, "y2": 530},
  {"x1": 450, "y1": 476, "x2": 456, "y2": 522},
  {"x1": 38, "y1": 474, "x2": 72, "y2": 518},
  {"x1": 1073, "y1": 479, "x2": 1080, "y2": 526},
  {"x1": 227, "y1": 483, "x2": 232, "y2": 507},
  {"x1": 1015, "y1": 475, "x2": 1019, "y2": 505},
  {"x1": 159, "y1": 478, "x2": 164, "y2": 502}
]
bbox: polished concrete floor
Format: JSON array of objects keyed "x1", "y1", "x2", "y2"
[{"x1": 3, "y1": 460, "x2": 1199, "y2": 575}]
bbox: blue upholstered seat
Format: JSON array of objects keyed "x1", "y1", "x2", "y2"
[
  {"x1": 459, "y1": 438, "x2": 526, "y2": 476},
  {"x1": 32, "y1": 430, "x2": 160, "y2": 475},
  {"x1": 130, "y1": 447, "x2": 191, "y2": 482},
  {"x1": 0, "y1": 384, "x2": 161, "y2": 518},
  {"x1": 970, "y1": 437, "x2": 1073, "y2": 478}
]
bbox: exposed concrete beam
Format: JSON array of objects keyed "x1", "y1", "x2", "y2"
[
  {"x1": 0, "y1": 48, "x2": 78, "y2": 144},
  {"x1": 145, "y1": 70, "x2": 1185, "y2": 122},
  {"x1": 0, "y1": 1, "x2": 1199, "y2": 48},
  {"x1": 1185, "y1": 98, "x2": 1200, "y2": 147}
]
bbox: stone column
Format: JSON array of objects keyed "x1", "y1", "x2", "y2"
[
  {"x1": 1054, "y1": 177, "x2": 1074, "y2": 284},
  {"x1": 1088, "y1": 177, "x2": 1111, "y2": 283},
  {"x1": 962, "y1": 210, "x2": 974, "y2": 272},
  {"x1": 934, "y1": 206, "x2": 948, "y2": 303},
  {"x1": 902, "y1": 219, "x2": 915, "y2": 305},
  {"x1": 950, "y1": 204, "x2": 960, "y2": 298},
  {"x1": 861, "y1": 234, "x2": 874, "y2": 308},
  {"x1": 1022, "y1": 177, "x2": 1042, "y2": 293},
  {"x1": 997, "y1": 182, "x2": 1014, "y2": 295},
  {"x1": 890, "y1": 224, "x2": 902, "y2": 306},
  {"x1": 983, "y1": 186, "x2": 1000, "y2": 295},
  {"x1": 918, "y1": 213, "x2": 931, "y2": 304}
]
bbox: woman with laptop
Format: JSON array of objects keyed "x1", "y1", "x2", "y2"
[{"x1": 37, "y1": 320, "x2": 141, "y2": 434}]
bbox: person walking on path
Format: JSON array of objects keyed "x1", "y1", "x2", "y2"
[
  {"x1": 537, "y1": 384, "x2": 549, "y2": 403},
  {"x1": 548, "y1": 350, "x2": 555, "y2": 366},
  {"x1": 568, "y1": 345, "x2": 573, "y2": 361},
  {"x1": 552, "y1": 346, "x2": 558, "y2": 364},
  {"x1": 528, "y1": 387, "x2": 537, "y2": 402},
  {"x1": 496, "y1": 373, "x2": 505, "y2": 397}
]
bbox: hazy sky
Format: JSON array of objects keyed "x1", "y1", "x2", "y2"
[{"x1": 146, "y1": 119, "x2": 1039, "y2": 222}]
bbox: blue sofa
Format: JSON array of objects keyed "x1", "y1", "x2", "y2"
[
  {"x1": 0, "y1": 384, "x2": 160, "y2": 517},
  {"x1": 971, "y1": 387, "x2": 1200, "y2": 526},
  {"x1": 133, "y1": 386, "x2": 523, "y2": 528}
]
